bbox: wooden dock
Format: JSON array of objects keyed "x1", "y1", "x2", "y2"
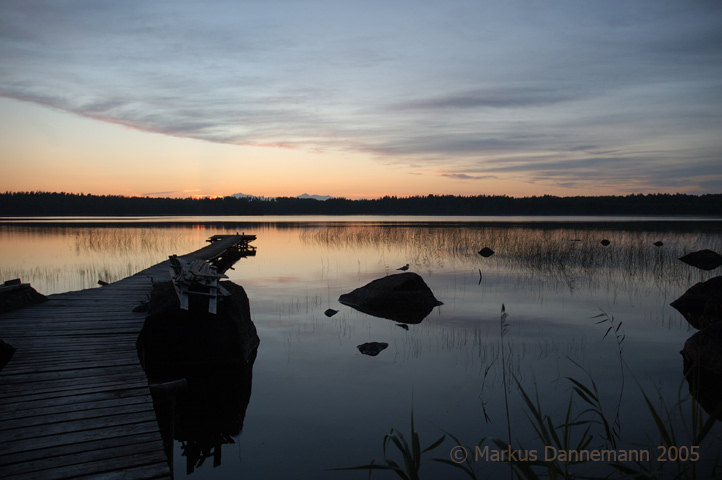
[{"x1": 0, "y1": 234, "x2": 255, "y2": 479}]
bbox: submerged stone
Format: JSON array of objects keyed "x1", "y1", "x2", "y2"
[
  {"x1": 357, "y1": 342, "x2": 389, "y2": 356},
  {"x1": 671, "y1": 276, "x2": 722, "y2": 329},
  {"x1": 339, "y1": 272, "x2": 443, "y2": 324},
  {"x1": 679, "y1": 249, "x2": 722, "y2": 271},
  {"x1": 478, "y1": 247, "x2": 495, "y2": 257}
]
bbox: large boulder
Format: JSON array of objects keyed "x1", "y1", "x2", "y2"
[
  {"x1": 670, "y1": 276, "x2": 722, "y2": 329},
  {"x1": 137, "y1": 280, "x2": 259, "y2": 377},
  {"x1": 339, "y1": 272, "x2": 443, "y2": 324},
  {"x1": 681, "y1": 322, "x2": 722, "y2": 420}
]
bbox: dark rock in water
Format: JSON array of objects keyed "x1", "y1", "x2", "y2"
[
  {"x1": 137, "y1": 280, "x2": 259, "y2": 374},
  {"x1": 357, "y1": 342, "x2": 388, "y2": 356},
  {"x1": 396, "y1": 323, "x2": 409, "y2": 330},
  {"x1": 0, "y1": 339, "x2": 16, "y2": 372},
  {"x1": 681, "y1": 322, "x2": 722, "y2": 420},
  {"x1": 478, "y1": 247, "x2": 495, "y2": 257},
  {"x1": 339, "y1": 272, "x2": 443, "y2": 324},
  {"x1": 654, "y1": 241, "x2": 664, "y2": 247},
  {"x1": 671, "y1": 276, "x2": 722, "y2": 329},
  {"x1": 600, "y1": 239, "x2": 611, "y2": 246},
  {"x1": 679, "y1": 249, "x2": 722, "y2": 271},
  {"x1": 324, "y1": 308, "x2": 338, "y2": 317},
  {"x1": 0, "y1": 283, "x2": 47, "y2": 313}
]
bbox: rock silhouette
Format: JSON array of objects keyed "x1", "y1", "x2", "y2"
[
  {"x1": 679, "y1": 249, "x2": 722, "y2": 271},
  {"x1": 339, "y1": 272, "x2": 443, "y2": 324},
  {"x1": 0, "y1": 281, "x2": 47, "y2": 313},
  {"x1": 138, "y1": 280, "x2": 259, "y2": 370},
  {"x1": 671, "y1": 276, "x2": 722, "y2": 329},
  {"x1": 357, "y1": 342, "x2": 389, "y2": 356}
]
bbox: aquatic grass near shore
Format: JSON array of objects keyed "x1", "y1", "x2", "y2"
[
  {"x1": 331, "y1": 409, "x2": 447, "y2": 480},
  {"x1": 338, "y1": 307, "x2": 722, "y2": 480},
  {"x1": 339, "y1": 366, "x2": 721, "y2": 480},
  {"x1": 0, "y1": 224, "x2": 205, "y2": 294},
  {"x1": 300, "y1": 224, "x2": 721, "y2": 296}
]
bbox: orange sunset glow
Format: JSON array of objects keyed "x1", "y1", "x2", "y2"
[{"x1": 1, "y1": 2, "x2": 720, "y2": 199}]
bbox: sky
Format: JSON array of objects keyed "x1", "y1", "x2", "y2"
[{"x1": 1, "y1": 0, "x2": 721, "y2": 199}]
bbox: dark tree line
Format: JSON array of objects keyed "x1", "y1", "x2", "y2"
[{"x1": 1, "y1": 191, "x2": 720, "y2": 217}]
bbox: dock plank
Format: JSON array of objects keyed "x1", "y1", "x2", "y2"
[{"x1": 0, "y1": 233, "x2": 252, "y2": 479}]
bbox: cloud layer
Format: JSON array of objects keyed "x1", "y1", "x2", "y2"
[{"x1": 1, "y1": 0, "x2": 721, "y2": 193}]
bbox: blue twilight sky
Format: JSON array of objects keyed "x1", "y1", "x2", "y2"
[{"x1": 1, "y1": 0, "x2": 721, "y2": 198}]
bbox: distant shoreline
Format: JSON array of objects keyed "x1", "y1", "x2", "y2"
[{"x1": 1, "y1": 191, "x2": 721, "y2": 217}]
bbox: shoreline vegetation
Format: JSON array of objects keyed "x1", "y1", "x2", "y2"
[
  {"x1": 1, "y1": 191, "x2": 721, "y2": 217},
  {"x1": 338, "y1": 308, "x2": 722, "y2": 480}
]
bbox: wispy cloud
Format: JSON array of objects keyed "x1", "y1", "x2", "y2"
[
  {"x1": 439, "y1": 173, "x2": 498, "y2": 181},
  {"x1": 1, "y1": 0, "x2": 721, "y2": 194}
]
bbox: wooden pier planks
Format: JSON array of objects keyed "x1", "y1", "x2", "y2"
[{"x1": 0, "y1": 234, "x2": 252, "y2": 479}]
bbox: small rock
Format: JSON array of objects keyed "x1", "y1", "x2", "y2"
[
  {"x1": 601, "y1": 239, "x2": 611, "y2": 246},
  {"x1": 357, "y1": 342, "x2": 388, "y2": 356},
  {"x1": 324, "y1": 308, "x2": 338, "y2": 317},
  {"x1": 654, "y1": 241, "x2": 664, "y2": 247},
  {"x1": 478, "y1": 247, "x2": 495, "y2": 257}
]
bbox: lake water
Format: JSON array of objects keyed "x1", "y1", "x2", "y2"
[{"x1": 1, "y1": 216, "x2": 721, "y2": 479}]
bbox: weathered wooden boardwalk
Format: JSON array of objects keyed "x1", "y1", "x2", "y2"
[{"x1": 0, "y1": 235, "x2": 255, "y2": 479}]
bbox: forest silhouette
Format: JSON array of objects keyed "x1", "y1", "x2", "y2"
[{"x1": 1, "y1": 191, "x2": 720, "y2": 217}]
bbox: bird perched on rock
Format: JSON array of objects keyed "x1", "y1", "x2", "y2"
[{"x1": 397, "y1": 264, "x2": 410, "y2": 271}]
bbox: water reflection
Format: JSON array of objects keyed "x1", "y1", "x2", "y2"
[
  {"x1": 682, "y1": 325, "x2": 722, "y2": 421},
  {"x1": 135, "y1": 245, "x2": 258, "y2": 475},
  {"x1": 3, "y1": 217, "x2": 722, "y2": 478},
  {"x1": 146, "y1": 360, "x2": 255, "y2": 475}
]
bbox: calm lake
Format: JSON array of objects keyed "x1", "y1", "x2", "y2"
[{"x1": 1, "y1": 216, "x2": 721, "y2": 479}]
